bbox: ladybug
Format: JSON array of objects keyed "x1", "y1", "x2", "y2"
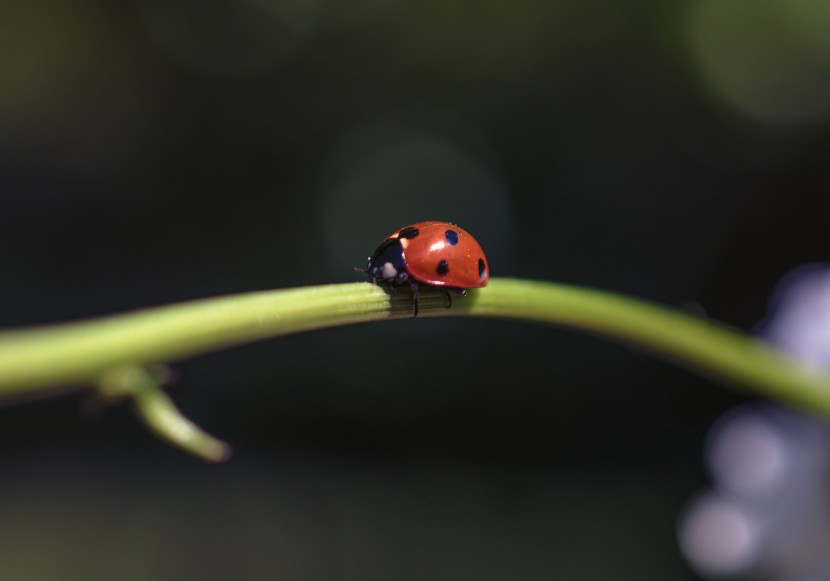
[{"x1": 365, "y1": 221, "x2": 490, "y2": 317}]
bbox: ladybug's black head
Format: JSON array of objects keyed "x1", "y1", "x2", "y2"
[{"x1": 366, "y1": 238, "x2": 409, "y2": 285}]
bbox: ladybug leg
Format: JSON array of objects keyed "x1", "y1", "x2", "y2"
[
  {"x1": 409, "y1": 280, "x2": 420, "y2": 319},
  {"x1": 443, "y1": 288, "x2": 467, "y2": 309}
]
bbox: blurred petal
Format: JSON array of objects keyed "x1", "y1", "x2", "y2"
[
  {"x1": 678, "y1": 494, "x2": 763, "y2": 577},
  {"x1": 705, "y1": 407, "x2": 789, "y2": 498}
]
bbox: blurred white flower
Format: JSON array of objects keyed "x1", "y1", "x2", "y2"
[
  {"x1": 759, "y1": 265, "x2": 830, "y2": 368},
  {"x1": 679, "y1": 264, "x2": 830, "y2": 580}
]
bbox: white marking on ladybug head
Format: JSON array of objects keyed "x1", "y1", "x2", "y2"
[
  {"x1": 400, "y1": 238, "x2": 410, "y2": 249},
  {"x1": 381, "y1": 262, "x2": 398, "y2": 280}
]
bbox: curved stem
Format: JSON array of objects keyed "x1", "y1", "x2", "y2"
[
  {"x1": 461, "y1": 279, "x2": 830, "y2": 417},
  {"x1": 0, "y1": 283, "x2": 393, "y2": 396},
  {"x1": 0, "y1": 278, "x2": 827, "y2": 425}
]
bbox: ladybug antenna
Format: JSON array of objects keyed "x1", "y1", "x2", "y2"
[{"x1": 353, "y1": 266, "x2": 365, "y2": 274}]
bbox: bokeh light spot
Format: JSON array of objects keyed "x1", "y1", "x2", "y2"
[
  {"x1": 687, "y1": 0, "x2": 830, "y2": 126},
  {"x1": 679, "y1": 495, "x2": 761, "y2": 577},
  {"x1": 706, "y1": 411, "x2": 788, "y2": 498},
  {"x1": 760, "y1": 265, "x2": 830, "y2": 368},
  {"x1": 319, "y1": 109, "x2": 513, "y2": 278}
]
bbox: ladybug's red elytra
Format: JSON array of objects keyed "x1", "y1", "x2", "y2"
[{"x1": 365, "y1": 221, "x2": 490, "y2": 317}]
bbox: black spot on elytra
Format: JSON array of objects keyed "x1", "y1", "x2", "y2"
[
  {"x1": 445, "y1": 229, "x2": 459, "y2": 245},
  {"x1": 399, "y1": 226, "x2": 419, "y2": 239},
  {"x1": 437, "y1": 259, "x2": 449, "y2": 275},
  {"x1": 478, "y1": 258, "x2": 486, "y2": 278}
]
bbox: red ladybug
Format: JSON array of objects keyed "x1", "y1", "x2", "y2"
[{"x1": 366, "y1": 221, "x2": 490, "y2": 317}]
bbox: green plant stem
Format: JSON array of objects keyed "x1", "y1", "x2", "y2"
[
  {"x1": 98, "y1": 366, "x2": 231, "y2": 462},
  {"x1": 0, "y1": 278, "x2": 828, "y2": 421},
  {"x1": 462, "y1": 279, "x2": 830, "y2": 417},
  {"x1": 0, "y1": 283, "x2": 392, "y2": 396}
]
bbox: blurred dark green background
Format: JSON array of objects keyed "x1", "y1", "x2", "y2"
[{"x1": 2, "y1": 0, "x2": 830, "y2": 579}]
